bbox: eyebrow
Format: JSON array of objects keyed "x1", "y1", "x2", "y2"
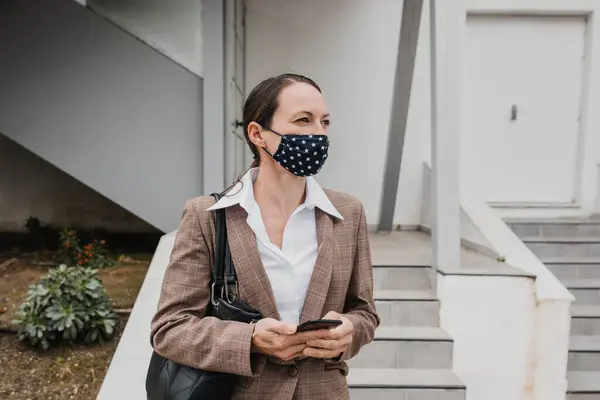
[{"x1": 296, "y1": 111, "x2": 331, "y2": 118}]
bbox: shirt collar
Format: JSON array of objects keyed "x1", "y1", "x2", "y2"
[{"x1": 206, "y1": 168, "x2": 343, "y2": 220}]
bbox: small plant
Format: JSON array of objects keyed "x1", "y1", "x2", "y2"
[
  {"x1": 59, "y1": 229, "x2": 114, "y2": 269},
  {"x1": 13, "y1": 265, "x2": 117, "y2": 350}
]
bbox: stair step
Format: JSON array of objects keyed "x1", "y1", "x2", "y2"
[
  {"x1": 569, "y1": 335, "x2": 600, "y2": 371},
  {"x1": 563, "y1": 280, "x2": 600, "y2": 305},
  {"x1": 348, "y1": 368, "x2": 465, "y2": 400},
  {"x1": 374, "y1": 290, "x2": 439, "y2": 327},
  {"x1": 570, "y1": 335, "x2": 600, "y2": 351},
  {"x1": 349, "y1": 327, "x2": 453, "y2": 369},
  {"x1": 523, "y1": 237, "x2": 600, "y2": 243},
  {"x1": 545, "y1": 258, "x2": 600, "y2": 264},
  {"x1": 374, "y1": 326, "x2": 451, "y2": 341},
  {"x1": 509, "y1": 219, "x2": 600, "y2": 239},
  {"x1": 522, "y1": 237, "x2": 600, "y2": 259},
  {"x1": 373, "y1": 265, "x2": 431, "y2": 291},
  {"x1": 572, "y1": 305, "x2": 600, "y2": 318},
  {"x1": 375, "y1": 290, "x2": 437, "y2": 301},
  {"x1": 507, "y1": 218, "x2": 600, "y2": 224},
  {"x1": 543, "y1": 258, "x2": 600, "y2": 280},
  {"x1": 567, "y1": 370, "x2": 600, "y2": 394},
  {"x1": 571, "y1": 305, "x2": 600, "y2": 335},
  {"x1": 564, "y1": 279, "x2": 600, "y2": 289}
]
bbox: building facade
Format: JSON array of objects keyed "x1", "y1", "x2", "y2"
[{"x1": 2, "y1": 0, "x2": 600, "y2": 399}]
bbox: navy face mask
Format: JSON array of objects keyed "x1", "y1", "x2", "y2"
[{"x1": 263, "y1": 129, "x2": 329, "y2": 177}]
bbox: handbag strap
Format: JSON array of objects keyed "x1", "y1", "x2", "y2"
[{"x1": 210, "y1": 194, "x2": 237, "y2": 302}]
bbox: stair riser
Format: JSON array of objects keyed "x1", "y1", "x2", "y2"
[
  {"x1": 373, "y1": 267, "x2": 431, "y2": 291},
  {"x1": 570, "y1": 289, "x2": 600, "y2": 306},
  {"x1": 510, "y1": 223, "x2": 600, "y2": 239},
  {"x1": 376, "y1": 300, "x2": 439, "y2": 327},
  {"x1": 571, "y1": 318, "x2": 600, "y2": 335},
  {"x1": 350, "y1": 388, "x2": 466, "y2": 400},
  {"x1": 567, "y1": 395, "x2": 600, "y2": 400},
  {"x1": 526, "y1": 242, "x2": 600, "y2": 258},
  {"x1": 568, "y1": 351, "x2": 600, "y2": 370},
  {"x1": 548, "y1": 264, "x2": 600, "y2": 280},
  {"x1": 348, "y1": 340, "x2": 453, "y2": 369}
]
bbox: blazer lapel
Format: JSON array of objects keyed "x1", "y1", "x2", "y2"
[
  {"x1": 299, "y1": 209, "x2": 334, "y2": 324},
  {"x1": 225, "y1": 205, "x2": 281, "y2": 320}
]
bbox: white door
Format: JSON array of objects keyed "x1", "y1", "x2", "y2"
[
  {"x1": 462, "y1": 15, "x2": 587, "y2": 205},
  {"x1": 224, "y1": 0, "x2": 251, "y2": 185}
]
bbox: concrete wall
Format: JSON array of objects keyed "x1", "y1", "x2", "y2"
[
  {"x1": 0, "y1": 134, "x2": 157, "y2": 233},
  {"x1": 246, "y1": 0, "x2": 600, "y2": 225},
  {"x1": 437, "y1": 273, "x2": 538, "y2": 400},
  {"x1": 246, "y1": 0, "x2": 403, "y2": 224},
  {"x1": 404, "y1": 0, "x2": 600, "y2": 221},
  {"x1": 88, "y1": 0, "x2": 203, "y2": 76},
  {"x1": 0, "y1": 0, "x2": 204, "y2": 232}
]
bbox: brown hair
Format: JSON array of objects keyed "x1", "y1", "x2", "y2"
[
  {"x1": 221, "y1": 73, "x2": 321, "y2": 195},
  {"x1": 243, "y1": 73, "x2": 321, "y2": 167}
]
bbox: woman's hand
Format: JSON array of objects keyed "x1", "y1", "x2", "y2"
[
  {"x1": 251, "y1": 318, "x2": 330, "y2": 361},
  {"x1": 303, "y1": 311, "x2": 353, "y2": 359}
]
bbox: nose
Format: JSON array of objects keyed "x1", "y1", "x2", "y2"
[{"x1": 315, "y1": 122, "x2": 328, "y2": 135}]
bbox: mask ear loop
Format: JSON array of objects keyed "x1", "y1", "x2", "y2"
[{"x1": 261, "y1": 127, "x2": 282, "y2": 158}]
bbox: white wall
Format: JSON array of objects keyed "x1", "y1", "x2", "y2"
[
  {"x1": 247, "y1": 0, "x2": 600, "y2": 224},
  {"x1": 437, "y1": 274, "x2": 538, "y2": 400},
  {"x1": 245, "y1": 0, "x2": 403, "y2": 223},
  {"x1": 88, "y1": 0, "x2": 203, "y2": 76},
  {"x1": 398, "y1": 0, "x2": 600, "y2": 224}
]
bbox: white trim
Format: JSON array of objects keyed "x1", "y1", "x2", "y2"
[
  {"x1": 202, "y1": 0, "x2": 226, "y2": 194},
  {"x1": 429, "y1": 0, "x2": 463, "y2": 278},
  {"x1": 488, "y1": 202, "x2": 582, "y2": 209},
  {"x1": 573, "y1": 13, "x2": 593, "y2": 206},
  {"x1": 595, "y1": 163, "x2": 600, "y2": 214}
]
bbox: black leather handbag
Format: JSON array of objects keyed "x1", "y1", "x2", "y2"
[{"x1": 145, "y1": 193, "x2": 262, "y2": 400}]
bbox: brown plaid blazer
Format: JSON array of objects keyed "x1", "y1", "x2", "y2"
[{"x1": 150, "y1": 190, "x2": 379, "y2": 400}]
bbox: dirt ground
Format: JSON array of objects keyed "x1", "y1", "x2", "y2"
[{"x1": 0, "y1": 252, "x2": 151, "y2": 400}]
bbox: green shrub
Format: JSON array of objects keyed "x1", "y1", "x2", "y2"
[
  {"x1": 13, "y1": 265, "x2": 117, "y2": 350},
  {"x1": 59, "y1": 229, "x2": 114, "y2": 269}
]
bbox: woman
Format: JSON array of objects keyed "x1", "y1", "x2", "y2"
[{"x1": 150, "y1": 73, "x2": 379, "y2": 400}]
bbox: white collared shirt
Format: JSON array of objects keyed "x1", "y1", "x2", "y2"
[{"x1": 207, "y1": 168, "x2": 343, "y2": 324}]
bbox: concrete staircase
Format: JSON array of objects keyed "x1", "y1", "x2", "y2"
[
  {"x1": 508, "y1": 218, "x2": 600, "y2": 400},
  {"x1": 0, "y1": 0, "x2": 204, "y2": 233},
  {"x1": 348, "y1": 235, "x2": 466, "y2": 400}
]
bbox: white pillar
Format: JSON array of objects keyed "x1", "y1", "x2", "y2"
[{"x1": 429, "y1": 0, "x2": 462, "y2": 273}]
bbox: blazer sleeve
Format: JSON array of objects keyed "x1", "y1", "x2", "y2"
[
  {"x1": 340, "y1": 204, "x2": 380, "y2": 360},
  {"x1": 150, "y1": 199, "x2": 259, "y2": 377}
]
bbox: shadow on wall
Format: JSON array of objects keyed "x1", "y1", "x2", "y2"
[{"x1": 0, "y1": 133, "x2": 160, "y2": 235}]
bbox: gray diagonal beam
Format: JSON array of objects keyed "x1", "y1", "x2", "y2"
[{"x1": 378, "y1": 0, "x2": 424, "y2": 232}]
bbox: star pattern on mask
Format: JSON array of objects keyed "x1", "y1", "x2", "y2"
[{"x1": 273, "y1": 134, "x2": 329, "y2": 176}]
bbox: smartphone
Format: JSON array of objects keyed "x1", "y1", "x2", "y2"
[{"x1": 296, "y1": 319, "x2": 342, "y2": 332}]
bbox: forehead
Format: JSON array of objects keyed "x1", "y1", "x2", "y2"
[{"x1": 276, "y1": 82, "x2": 327, "y2": 115}]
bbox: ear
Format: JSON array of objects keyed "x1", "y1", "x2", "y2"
[{"x1": 247, "y1": 122, "x2": 266, "y2": 147}]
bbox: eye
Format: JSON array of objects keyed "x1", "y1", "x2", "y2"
[
  {"x1": 295, "y1": 117, "x2": 310, "y2": 124},
  {"x1": 322, "y1": 119, "x2": 331, "y2": 126}
]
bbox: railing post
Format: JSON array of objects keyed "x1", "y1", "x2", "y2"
[{"x1": 429, "y1": 0, "x2": 463, "y2": 285}]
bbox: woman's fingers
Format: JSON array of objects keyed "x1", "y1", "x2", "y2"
[
  {"x1": 306, "y1": 339, "x2": 338, "y2": 350},
  {"x1": 303, "y1": 344, "x2": 348, "y2": 359},
  {"x1": 277, "y1": 343, "x2": 308, "y2": 361}
]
